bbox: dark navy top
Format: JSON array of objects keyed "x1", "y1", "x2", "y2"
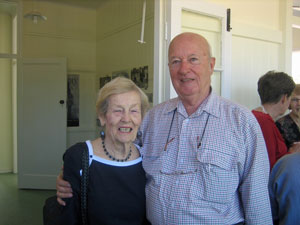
[{"x1": 61, "y1": 141, "x2": 148, "y2": 225}]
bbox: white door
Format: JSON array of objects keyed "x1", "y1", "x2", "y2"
[
  {"x1": 163, "y1": 0, "x2": 231, "y2": 100},
  {"x1": 18, "y1": 58, "x2": 67, "y2": 189}
]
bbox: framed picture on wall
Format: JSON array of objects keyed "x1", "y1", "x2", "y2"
[
  {"x1": 112, "y1": 69, "x2": 130, "y2": 79},
  {"x1": 99, "y1": 76, "x2": 111, "y2": 89},
  {"x1": 67, "y1": 74, "x2": 79, "y2": 127},
  {"x1": 131, "y1": 65, "x2": 148, "y2": 90}
]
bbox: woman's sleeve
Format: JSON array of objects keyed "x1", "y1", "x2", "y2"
[{"x1": 60, "y1": 143, "x2": 84, "y2": 225}]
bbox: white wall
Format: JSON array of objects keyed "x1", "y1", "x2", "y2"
[
  {"x1": 292, "y1": 21, "x2": 300, "y2": 82},
  {"x1": 96, "y1": 0, "x2": 154, "y2": 109},
  {"x1": 0, "y1": 12, "x2": 13, "y2": 172},
  {"x1": 22, "y1": 1, "x2": 98, "y2": 148},
  {"x1": 209, "y1": 0, "x2": 291, "y2": 109},
  {"x1": 294, "y1": 27, "x2": 300, "y2": 50}
]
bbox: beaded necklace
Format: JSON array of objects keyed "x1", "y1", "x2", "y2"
[{"x1": 101, "y1": 139, "x2": 132, "y2": 162}]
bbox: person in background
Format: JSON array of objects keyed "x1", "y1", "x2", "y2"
[
  {"x1": 60, "y1": 77, "x2": 150, "y2": 225},
  {"x1": 276, "y1": 84, "x2": 300, "y2": 148},
  {"x1": 269, "y1": 153, "x2": 300, "y2": 225},
  {"x1": 57, "y1": 32, "x2": 272, "y2": 224},
  {"x1": 252, "y1": 71, "x2": 300, "y2": 169}
]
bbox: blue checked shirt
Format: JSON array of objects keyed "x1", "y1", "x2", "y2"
[{"x1": 140, "y1": 92, "x2": 272, "y2": 225}]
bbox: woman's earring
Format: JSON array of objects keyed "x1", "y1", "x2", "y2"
[
  {"x1": 100, "y1": 131, "x2": 105, "y2": 140},
  {"x1": 137, "y1": 131, "x2": 143, "y2": 147},
  {"x1": 137, "y1": 131, "x2": 142, "y2": 139}
]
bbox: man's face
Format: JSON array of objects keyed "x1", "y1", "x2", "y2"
[{"x1": 168, "y1": 34, "x2": 215, "y2": 102}]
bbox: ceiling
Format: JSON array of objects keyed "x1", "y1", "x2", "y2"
[
  {"x1": 24, "y1": 0, "x2": 107, "y2": 9},
  {"x1": 22, "y1": 0, "x2": 300, "y2": 16}
]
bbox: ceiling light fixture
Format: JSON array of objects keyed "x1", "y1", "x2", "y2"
[{"x1": 24, "y1": 11, "x2": 47, "y2": 24}]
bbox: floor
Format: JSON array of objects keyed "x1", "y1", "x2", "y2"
[{"x1": 0, "y1": 173, "x2": 56, "y2": 225}]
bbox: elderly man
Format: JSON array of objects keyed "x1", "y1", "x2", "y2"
[{"x1": 56, "y1": 33, "x2": 272, "y2": 224}]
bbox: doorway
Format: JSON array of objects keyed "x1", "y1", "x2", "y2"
[{"x1": 18, "y1": 58, "x2": 67, "y2": 189}]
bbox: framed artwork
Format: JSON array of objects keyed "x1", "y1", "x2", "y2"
[
  {"x1": 67, "y1": 74, "x2": 79, "y2": 127},
  {"x1": 99, "y1": 66, "x2": 152, "y2": 104},
  {"x1": 131, "y1": 66, "x2": 148, "y2": 90},
  {"x1": 112, "y1": 70, "x2": 130, "y2": 79},
  {"x1": 99, "y1": 76, "x2": 111, "y2": 89}
]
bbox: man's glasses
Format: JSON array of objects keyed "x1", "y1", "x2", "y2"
[
  {"x1": 164, "y1": 108, "x2": 177, "y2": 151},
  {"x1": 161, "y1": 110, "x2": 211, "y2": 176},
  {"x1": 164, "y1": 108, "x2": 210, "y2": 151}
]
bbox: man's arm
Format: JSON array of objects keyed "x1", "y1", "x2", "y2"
[
  {"x1": 239, "y1": 117, "x2": 273, "y2": 224},
  {"x1": 56, "y1": 172, "x2": 73, "y2": 206}
]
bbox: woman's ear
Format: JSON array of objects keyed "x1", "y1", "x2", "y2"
[{"x1": 99, "y1": 115, "x2": 106, "y2": 127}]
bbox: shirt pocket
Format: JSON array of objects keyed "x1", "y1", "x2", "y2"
[{"x1": 189, "y1": 147, "x2": 238, "y2": 205}]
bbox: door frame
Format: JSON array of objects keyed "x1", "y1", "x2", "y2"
[{"x1": 153, "y1": 0, "x2": 232, "y2": 104}]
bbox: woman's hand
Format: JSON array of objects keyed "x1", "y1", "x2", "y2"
[
  {"x1": 289, "y1": 142, "x2": 300, "y2": 153},
  {"x1": 56, "y1": 172, "x2": 73, "y2": 206}
]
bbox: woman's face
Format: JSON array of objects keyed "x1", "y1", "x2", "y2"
[
  {"x1": 99, "y1": 91, "x2": 142, "y2": 145},
  {"x1": 290, "y1": 94, "x2": 300, "y2": 117}
]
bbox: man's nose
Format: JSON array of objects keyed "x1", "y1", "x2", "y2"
[{"x1": 178, "y1": 60, "x2": 190, "y2": 74}]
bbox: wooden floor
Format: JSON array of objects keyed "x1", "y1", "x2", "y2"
[{"x1": 0, "y1": 173, "x2": 56, "y2": 225}]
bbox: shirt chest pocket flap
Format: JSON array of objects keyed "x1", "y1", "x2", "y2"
[{"x1": 190, "y1": 148, "x2": 238, "y2": 204}]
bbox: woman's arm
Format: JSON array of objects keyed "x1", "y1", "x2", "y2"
[{"x1": 60, "y1": 143, "x2": 85, "y2": 224}]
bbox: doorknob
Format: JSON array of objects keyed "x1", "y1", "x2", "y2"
[{"x1": 59, "y1": 100, "x2": 65, "y2": 105}]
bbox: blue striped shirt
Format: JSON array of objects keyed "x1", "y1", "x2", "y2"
[{"x1": 140, "y1": 92, "x2": 272, "y2": 225}]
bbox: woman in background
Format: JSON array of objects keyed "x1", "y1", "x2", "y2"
[
  {"x1": 276, "y1": 84, "x2": 300, "y2": 148},
  {"x1": 60, "y1": 77, "x2": 150, "y2": 225},
  {"x1": 252, "y1": 71, "x2": 300, "y2": 169}
]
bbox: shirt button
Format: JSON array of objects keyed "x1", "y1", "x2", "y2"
[{"x1": 171, "y1": 202, "x2": 175, "y2": 207}]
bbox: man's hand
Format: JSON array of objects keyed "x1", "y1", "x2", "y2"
[
  {"x1": 289, "y1": 142, "x2": 300, "y2": 153},
  {"x1": 56, "y1": 172, "x2": 73, "y2": 206}
]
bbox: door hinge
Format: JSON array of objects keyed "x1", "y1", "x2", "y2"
[{"x1": 227, "y1": 8, "x2": 232, "y2": 32}]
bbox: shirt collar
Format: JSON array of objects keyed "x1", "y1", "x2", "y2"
[
  {"x1": 199, "y1": 91, "x2": 221, "y2": 118},
  {"x1": 163, "y1": 89, "x2": 221, "y2": 118},
  {"x1": 164, "y1": 98, "x2": 180, "y2": 114}
]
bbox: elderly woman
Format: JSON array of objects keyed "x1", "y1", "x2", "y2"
[
  {"x1": 276, "y1": 84, "x2": 300, "y2": 149},
  {"x1": 60, "y1": 77, "x2": 149, "y2": 225},
  {"x1": 252, "y1": 71, "x2": 300, "y2": 169}
]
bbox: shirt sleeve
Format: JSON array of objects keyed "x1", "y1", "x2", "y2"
[
  {"x1": 239, "y1": 117, "x2": 273, "y2": 224},
  {"x1": 269, "y1": 153, "x2": 300, "y2": 225},
  {"x1": 60, "y1": 143, "x2": 85, "y2": 225}
]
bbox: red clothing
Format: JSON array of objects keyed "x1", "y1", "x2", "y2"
[{"x1": 252, "y1": 110, "x2": 288, "y2": 169}]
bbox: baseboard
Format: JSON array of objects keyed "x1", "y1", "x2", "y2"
[{"x1": 0, "y1": 170, "x2": 13, "y2": 174}]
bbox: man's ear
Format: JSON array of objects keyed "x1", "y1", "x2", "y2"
[{"x1": 209, "y1": 57, "x2": 216, "y2": 74}]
